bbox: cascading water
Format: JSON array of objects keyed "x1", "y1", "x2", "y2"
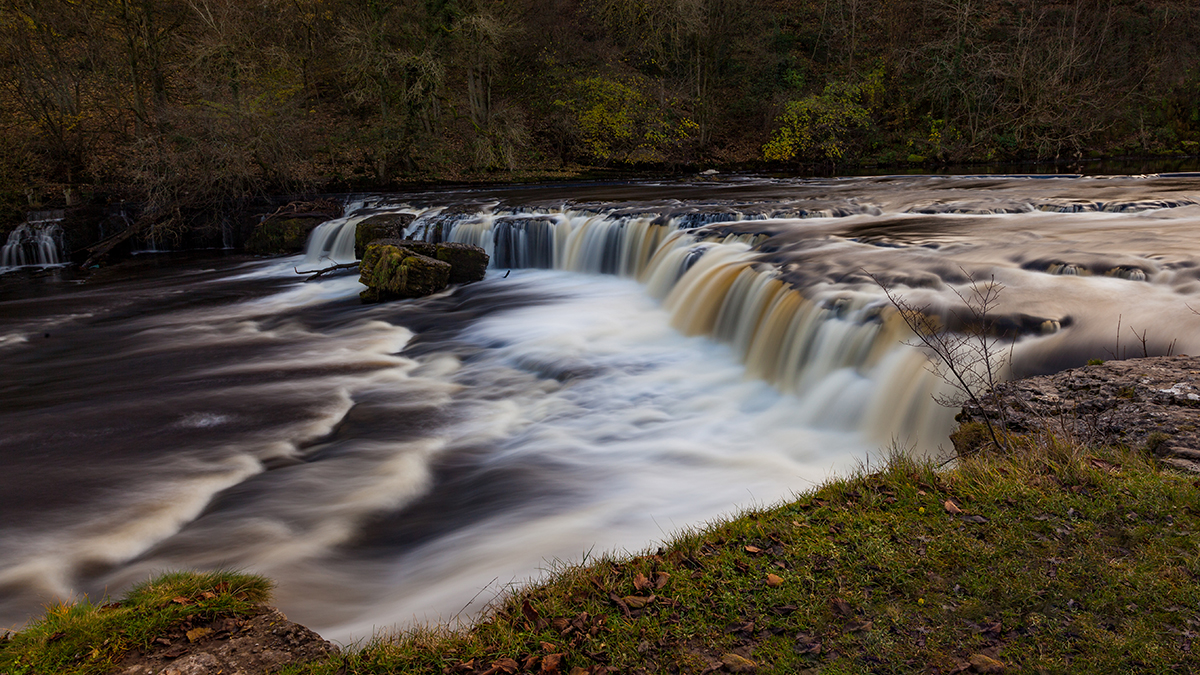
[
  {"x1": 1, "y1": 211, "x2": 64, "y2": 269},
  {"x1": 2, "y1": 175, "x2": 1200, "y2": 643}
]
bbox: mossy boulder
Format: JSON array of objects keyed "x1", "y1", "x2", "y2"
[
  {"x1": 365, "y1": 238, "x2": 488, "y2": 284},
  {"x1": 358, "y1": 243, "x2": 452, "y2": 303},
  {"x1": 245, "y1": 215, "x2": 331, "y2": 255},
  {"x1": 355, "y1": 213, "x2": 416, "y2": 258}
]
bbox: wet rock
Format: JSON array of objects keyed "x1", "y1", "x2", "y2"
[
  {"x1": 114, "y1": 607, "x2": 335, "y2": 675},
  {"x1": 245, "y1": 200, "x2": 342, "y2": 256},
  {"x1": 358, "y1": 243, "x2": 452, "y2": 302},
  {"x1": 355, "y1": 213, "x2": 416, "y2": 258},
  {"x1": 366, "y1": 238, "x2": 489, "y2": 284},
  {"x1": 957, "y1": 355, "x2": 1200, "y2": 472}
]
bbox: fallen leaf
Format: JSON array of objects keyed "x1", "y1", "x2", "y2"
[
  {"x1": 962, "y1": 514, "x2": 989, "y2": 524},
  {"x1": 721, "y1": 653, "x2": 757, "y2": 673},
  {"x1": 744, "y1": 545, "x2": 762, "y2": 554},
  {"x1": 492, "y1": 657, "x2": 520, "y2": 674},
  {"x1": 943, "y1": 500, "x2": 962, "y2": 514},
  {"x1": 633, "y1": 573, "x2": 652, "y2": 591},
  {"x1": 654, "y1": 572, "x2": 671, "y2": 589},
  {"x1": 917, "y1": 490, "x2": 927, "y2": 496},
  {"x1": 766, "y1": 574, "x2": 784, "y2": 587},
  {"x1": 795, "y1": 633, "x2": 821, "y2": 654},
  {"x1": 829, "y1": 597, "x2": 852, "y2": 617},
  {"x1": 522, "y1": 599, "x2": 541, "y2": 626},
  {"x1": 846, "y1": 620, "x2": 873, "y2": 632},
  {"x1": 46, "y1": 631, "x2": 67, "y2": 643},
  {"x1": 541, "y1": 653, "x2": 564, "y2": 674},
  {"x1": 968, "y1": 653, "x2": 1006, "y2": 673},
  {"x1": 185, "y1": 627, "x2": 211, "y2": 643},
  {"x1": 541, "y1": 641, "x2": 558, "y2": 652},
  {"x1": 608, "y1": 593, "x2": 632, "y2": 618},
  {"x1": 200, "y1": 591, "x2": 216, "y2": 600},
  {"x1": 171, "y1": 596, "x2": 190, "y2": 605},
  {"x1": 567, "y1": 668, "x2": 590, "y2": 675},
  {"x1": 623, "y1": 594, "x2": 655, "y2": 609},
  {"x1": 523, "y1": 655, "x2": 542, "y2": 671},
  {"x1": 1088, "y1": 457, "x2": 1121, "y2": 473}
]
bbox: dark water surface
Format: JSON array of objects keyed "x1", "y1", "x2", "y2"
[{"x1": 2, "y1": 175, "x2": 1199, "y2": 641}]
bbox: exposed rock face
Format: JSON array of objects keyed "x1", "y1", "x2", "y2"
[
  {"x1": 114, "y1": 607, "x2": 335, "y2": 675},
  {"x1": 354, "y1": 213, "x2": 416, "y2": 258},
  {"x1": 957, "y1": 355, "x2": 1200, "y2": 472}
]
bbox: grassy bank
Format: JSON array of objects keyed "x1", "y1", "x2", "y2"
[{"x1": 4, "y1": 436, "x2": 1198, "y2": 674}]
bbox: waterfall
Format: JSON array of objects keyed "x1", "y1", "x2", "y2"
[
  {"x1": 304, "y1": 202, "x2": 954, "y2": 446},
  {"x1": 1, "y1": 212, "x2": 65, "y2": 268}
]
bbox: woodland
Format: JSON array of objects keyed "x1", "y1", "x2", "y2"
[{"x1": 2, "y1": 0, "x2": 1199, "y2": 226}]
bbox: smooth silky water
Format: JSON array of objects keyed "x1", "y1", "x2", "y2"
[{"x1": 2, "y1": 175, "x2": 1199, "y2": 642}]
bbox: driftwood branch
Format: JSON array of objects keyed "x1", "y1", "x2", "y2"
[
  {"x1": 80, "y1": 209, "x2": 167, "y2": 268},
  {"x1": 295, "y1": 261, "x2": 358, "y2": 282}
]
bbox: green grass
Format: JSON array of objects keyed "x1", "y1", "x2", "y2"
[
  {"x1": 0, "y1": 571, "x2": 271, "y2": 675},
  {"x1": 5, "y1": 435, "x2": 1200, "y2": 674}
]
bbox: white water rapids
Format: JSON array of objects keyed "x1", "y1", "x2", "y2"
[{"x1": 1, "y1": 175, "x2": 1199, "y2": 642}]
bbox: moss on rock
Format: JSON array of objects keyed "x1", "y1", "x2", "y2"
[
  {"x1": 244, "y1": 216, "x2": 330, "y2": 256},
  {"x1": 363, "y1": 238, "x2": 489, "y2": 284},
  {"x1": 358, "y1": 243, "x2": 451, "y2": 302},
  {"x1": 354, "y1": 213, "x2": 416, "y2": 258}
]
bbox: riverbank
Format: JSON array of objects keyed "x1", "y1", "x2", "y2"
[{"x1": 4, "y1": 392, "x2": 1198, "y2": 674}]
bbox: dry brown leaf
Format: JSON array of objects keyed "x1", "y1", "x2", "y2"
[
  {"x1": 968, "y1": 653, "x2": 1006, "y2": 673},
  {"x1": 185, "y1": 627, "x2": 211, "y2": 643},
  {"x1": 765, "y1": 574, "x2": 783, "y2": 587},
  {"x1": 744, "y1": 545, "x2": 762, "y2": 554},
  {"x1": 846, "y1": 620, "x2": 873, "y2": 632},
  {"x1": 654, "y1": 572, "x2": 671, "y2": 589},
  {"x1": 623, "y1": 594, "x2": 655, "y2": 609},
  {"x1": 200, "y1": 591, "x2": 216, "y2": 600},
  {"x1": 171, "y1": 596, "x2": 190, "y2": 605},
  {"x1": 541, "y1": 653, "x2": 564, "y2": 674},
  {"x1": 943, "y1": 500, "x2": 963, "y2": 514},
  {"x1": 829, "y1": 597, "x2": 852, "y2": 616},
  {"x1": 633, "y1": 573, "x2": 652, "y2": 592},
  {"x1": 721, "y1": 653, "x2": 757, "y2": 673},
  {"x1": 493, "y1": 657, "x2": 520, "y2": 674}
]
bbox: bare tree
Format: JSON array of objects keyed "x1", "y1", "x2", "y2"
[{"x1": 869, "y1": 270, "x2": 1012, "y2": 454}]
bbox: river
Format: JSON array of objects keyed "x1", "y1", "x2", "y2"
[{"x1": 2, "y1": 174, "x2": 1198, "y2": 642}]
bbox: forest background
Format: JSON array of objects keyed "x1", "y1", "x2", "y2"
[{"x1": 2, "y1": 0, "x2": 1199, "y2": 231}]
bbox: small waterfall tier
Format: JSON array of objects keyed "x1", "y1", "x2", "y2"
[{"x1": 2, "y1": 210, "x2": 65, "y2": 269}]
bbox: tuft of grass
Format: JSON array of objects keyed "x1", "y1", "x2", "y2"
[
  {"x1": 286, "y1": 433, "x2": 1200, "y2": 674},
  {"x1": 0, "y1": 570, "x2": 271, "y2": 675}
]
